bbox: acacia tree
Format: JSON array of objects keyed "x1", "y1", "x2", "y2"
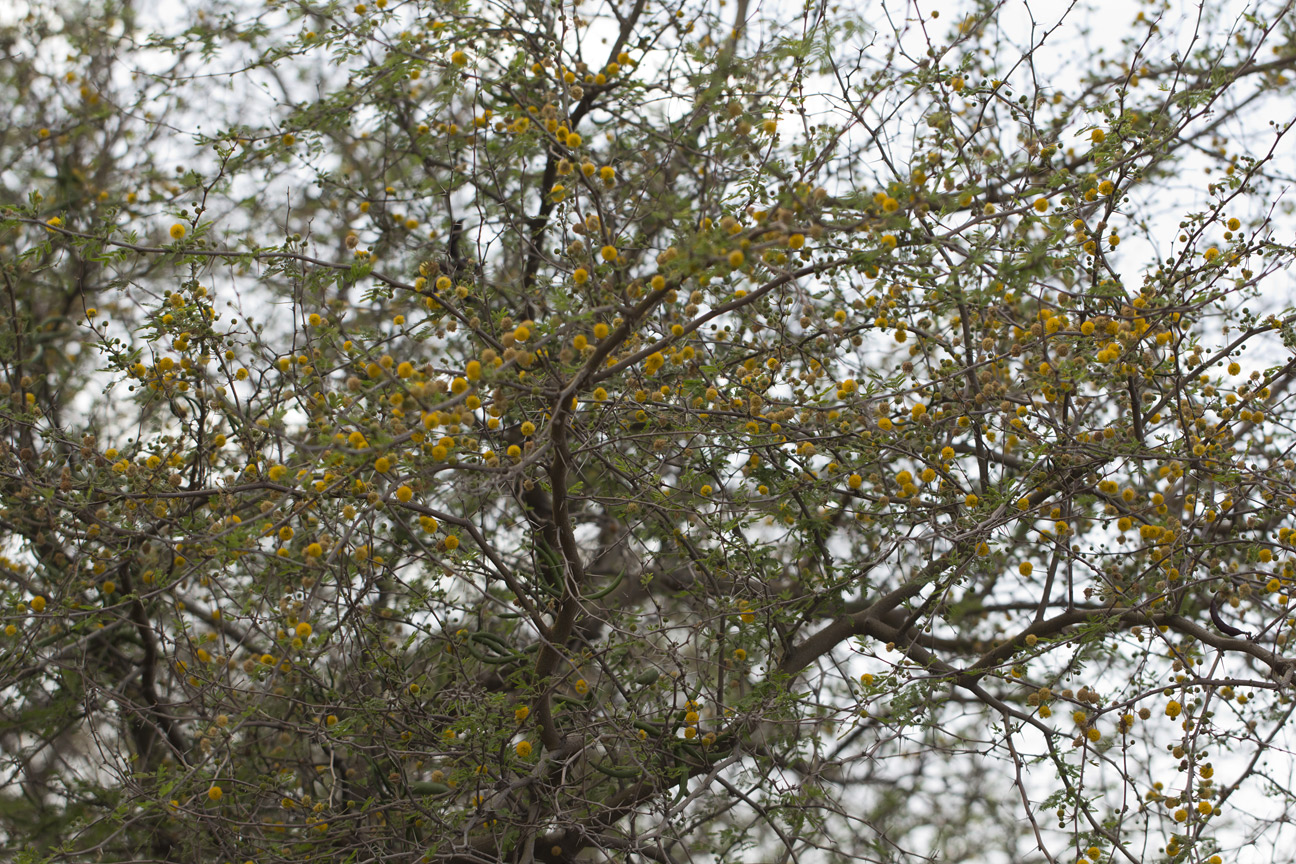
[{"x1": 5, "y1": 0, "x2": 1296, "y2": 862}]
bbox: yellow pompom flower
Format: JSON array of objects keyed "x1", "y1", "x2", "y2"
[
  {"x1": 516, "y1": 740, "x2": 532, "y2": 757},
  {"x1": 600, "y1": 245, "x2": 618, "y2": 261},
  {"x1": 396, "y1": 485, "x2": 413, "y2": 503},
  {"x1": 170, "y1": 224, "x2": 187, "y2": 240}
]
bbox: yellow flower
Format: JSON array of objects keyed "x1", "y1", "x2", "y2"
[
  {"x1": 396, "y1": 485, "x2": 413, "y2": 503},
  {"x1": 444, "y1": 535, "x2": 460, "y2": 551},
  {"x1": 451, "y1": 50, "x2": 467, "y2": 65},
  {"x1": 31, "y1": 596, "x2": 46, "y2": 613},
  {"x1": 208, "y1": 785, "x2": 223, "y2": 801},
  {"x1": 515, "y1": 740, "x2": 532, "y2": 757},
  {"x1": 170, "y1": 224, "x2": 186, "y2": 240},
  {"x1": 600, "y1": 245, "x2": 618, "y2": 261}
]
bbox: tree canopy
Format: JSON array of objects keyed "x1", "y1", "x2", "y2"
[{"x1": 5, "y1": 0, "x2": 1296, "y2": 862}]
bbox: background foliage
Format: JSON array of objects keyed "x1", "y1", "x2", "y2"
[{"x1": 5, "y1": 0, "x2": 1296, "y2": 862}]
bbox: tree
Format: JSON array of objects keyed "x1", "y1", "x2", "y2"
[{"x1": 4, "y1": 0, "x2": 1296, "y2": 861}]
